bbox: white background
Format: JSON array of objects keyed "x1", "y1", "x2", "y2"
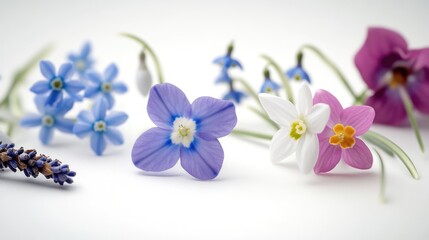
[{"x1": 1, "y1": 0, "x2": 429, "y2": 239}]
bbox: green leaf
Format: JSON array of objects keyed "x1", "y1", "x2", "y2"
[
  {"x1": 232, "y1": 129, "x2": 272, "y2": 140},
  {"x1": 398, "y1": 86, "x2": 424, "y2": 152},
  {"x1": 247, "y1": 106, "x2": 279, "y2": 130},
  {"x1": 260, "y1": 54, "x2": 294, "y2": 103},
  {"x1": 363, "y1": 130, "x2": 419, "y2": 179},
  {"x1": 120, "y1": 33, "x2": 164, "y2": 84},
  {"x1": 373, "y1": 148, "x2": 386, "y2": 203},
  {"x1": 299, "y1": 45, "x2": 358, "y2": 99}
]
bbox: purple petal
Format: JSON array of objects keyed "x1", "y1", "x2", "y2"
[
  {"x1": 191, "y1": 97, "x2": 236, "y2": 139},
  {"x1": 147, "y1": 83, "x2": 191, "y2": 129},
  {"x1": 180, "y1": 137, "x2": 223, "y2": 180},
  {"x1": 40, "y1": 61, "x2": 56, "y2": 79},
  {"x1": 90, "y1": 132, "x2": 107, "y2": 156},
  {"x1": 313, "y1": 137, "x2": 342, "y2": 174},
  {"x1": 30, "y1": 81, "x2": 50, "y2": 94},
  {"x1": 408, "y1": 68, "x2": 429, "y2": 114},
  {"x1": 365, "y1": 87, "x2": 406, "y2": 125},
  {"x1": 58, "y1": 63, "x2": 74, "y2": 80},
  {"x1": 105, "y1": 128, "x2": 124, "y2": 145},
  {"x1": 408, "y1": 48, "x2": 429, "y2": 70},
  {"x1": 354, "y1": 27, "x2": 408, "y2": 90},
  {"x1": 132, "y1": 127, "x2": 180, "y2": 172},
  {"x1": 104, "y1": 63, "x2": 118, "y2": 82},
  {"x1": 342, "y1": 138, "x2": 373, "y2": 170},
  {"x1": 313, "y1": 89, "x2": 343, "y2": 128},
  {"x1": 340, "y1": 105, "x2": 374, "y2": 136},
  {"x1": 39, "y1": 126, "x2": 54, "y2": 145}
]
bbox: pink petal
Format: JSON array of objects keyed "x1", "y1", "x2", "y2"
[
  {"x1": 313, "y1": 136, "x2": 342, "y2": 174},
  {"x1": 340, "y1": 105, "x2": 374, "y2": 136},
  {"x1": 342, "y1": 138, "x2": 373, "y2": 170},
  {"x1": 354, "y1": 27, "x2": 408, "y2": 90},
  {"x1": 313, "y1": 89, "x2": 343, "y2": 128},
  {"x1": 409, "y1": 48, "x2": 429, "y2": 70}
]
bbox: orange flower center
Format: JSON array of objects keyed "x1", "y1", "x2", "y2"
[
  {"x1": 389, "y1": 67, "x2": 408, "y2": 89},
  {"x1": 329, "y1": 123, "x2": 356, "y2": 149}
]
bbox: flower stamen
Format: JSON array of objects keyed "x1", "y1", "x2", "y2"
[
  {"x1": 42, "y1": 115, "x2": 54, "y2": 127},
  {"x1": 290, "y1": 120, "x2": 307, "y2": 140},
  {"x1": 171, "y1": 117, "x2": 196, "y2": 148},
  {"x1": 102, "y1": 82, "x2": 112, "y2": 93},
  {"x1": 93, "y1": 120, "x2": 107, "y2": 132},
  {"x1": 329, "y1": 123, "x2": 356, "y2": 149},
  {"x1": 50, "y1": 78, "x2": 63, "y2": 90}
]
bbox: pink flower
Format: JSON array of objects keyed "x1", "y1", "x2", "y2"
[{"x1": 313, "y1": 90, "x2": 375, "y2": 173}]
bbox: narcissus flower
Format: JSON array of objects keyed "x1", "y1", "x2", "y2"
[
  {"x1": 132, "y1": 83, "x2": 237, "y2": 180},
  {"x1": 259, "y1": 83, "x2": 330, "y2": 173},
  {"x1": 313, "y1": 89, "x2": 375, "y2": 173},
  {"x1": 355, "y1": 27, "x2": 429, "y2": 125}
]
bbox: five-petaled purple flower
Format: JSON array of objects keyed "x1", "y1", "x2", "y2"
[
  {"x1": 355, "y1": 27, "x2": 429, "y2": 125},
  {"x1": 132, "y1": 83, "x2": 237, "y2": 180},
  {"x1": 313, "y1": 90, "x2": 375, "y2": 173},
  {"x1": 30, "y1": 61, "x2": 85, "y2": 106}
]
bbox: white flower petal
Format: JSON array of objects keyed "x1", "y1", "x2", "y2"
[
  {"x1": 136, "y1": 68, "x2": 153, "y2": 97},
  {"x1": 296, "y1": 83, "x2": 313, "y2": 116},
  {"x1": 259, "y1": 93, "x2": 298, "y2": 127},
  {"x1": 296, "y1": 134, "x2": 319, "y2": 173},
  {"x1": 270, "y1": 127, "x2": 298, "y2": 163},
  {"x1": 306, "y1": 103, "x2": 330, "y2": 134}
]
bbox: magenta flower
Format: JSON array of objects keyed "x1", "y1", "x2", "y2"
[
  {"x1": 131, "y1": 83, "x2": 237, "y2": 180},
  {"x1": 313, "y1": 90, "x2": 375, "y2": 173},
  {"x1": 355, "y1": 27, "x2": 429, "y2": 125}
]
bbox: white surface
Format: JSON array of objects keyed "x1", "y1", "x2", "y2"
[{"x1": 1, "y1": 0, "x2": 429, "y2": 239}]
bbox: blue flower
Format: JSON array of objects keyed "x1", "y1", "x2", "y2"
[
  {"x1": 84, "y1": 63, "x2": 127, "y2": 109},
  {"x1": 213, "y1": 43, "x2": 243, "y2": 84},
  {"x1": 30, "y1": 61, "x2": 85, "y2": 106},
  {"x1": 68, "y1": 42, "x2": 94, "y2": 77},
  {"x1": 286, "y1": 65, "x2": 311, "y2": 83},
  {"x1": 73, "y1": 99, "x2": 128, "y2": 156},
  {"x1": 223, "y1": 89, "x2": 246, "y2": 104},
  {"x1": 131, "y1": 83, "x2": 237, "y2": 180},
  {"x1": 260, "y1": 78, "x2": 281, "y2": 94},
  {"x1": 20, "y1": 96, "x2": 75, "y2": 145}
]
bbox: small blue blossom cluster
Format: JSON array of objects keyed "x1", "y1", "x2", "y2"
[
  {"x1": 285, "y1": 52, "x2": 311, "y2": 83},
  {"x1": 21, "y1": 42, "x2": 128, "y2": 155},
  {"x1": 0, "y1": 142, "x2": 76, "y2": 185},
  {"x1": 259, "y1": 68, "x2": 281, "y2": 95},
  {"x1": 213, "y1": 43, "x2": 246, "y2": 104}
]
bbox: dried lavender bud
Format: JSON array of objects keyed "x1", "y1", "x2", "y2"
[{"x1": 0, "y1": 142, "x2": 76, "y2": 185}]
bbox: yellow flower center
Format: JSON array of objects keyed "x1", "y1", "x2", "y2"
[
  {"x1": 329, "y1": 123, "x2": 356, "y2": 149},
  {"x1": 50, "y1": 78, "x2": 63, "y2": 90},
  {"x1": 290, "y1": 120, "x2": 307, "y2": 140},
  {"x1": 102, "y1": 82, "x2": 112, "y2": 93},
  {"x1": 265, "y1": 86, "x2": 272, "y2": 93},
  {"x1": 389, "y1": 67, "x2": 408, "y2": 89}
]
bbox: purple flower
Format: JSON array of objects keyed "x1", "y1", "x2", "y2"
[
  {"x1": 313, "y1": 90, "x2": 375, "y2": 173},
  {"x1": 132, "y1": 83, "x2": 237, "y2": 180},
  {"x1": 355, "y1": 27, "x2": 429, "y2": 125}
]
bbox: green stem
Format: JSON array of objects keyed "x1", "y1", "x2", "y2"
[
  {"x1": 234, "y1": 77, "x2": 263, "y2": 109},
  {"x1": 248, "y1": 106, "x2": 279, "y2": 130},
  {"x1": 260, "y1": 54, "x2": 294, "y2": 103},
  {"x1": 299, "y1": 44, "x2": 358, "y2": 99},
  {"x1": 363, "y1": 130, "x2": 419, "y2": 179},
  {"x1": 120, "y1": 33, "x2": 164, "y2": 84},
  {"x1": 232, "y1": 129, "x2": 272, "y2": 140},
  {"x1": 398, "y1": 87, "x2": 424, "y2": 153},
  {"x1": 373, "y1": 148, "x2": 386, "y2": 203},
  {"x1": 353, "y1": 89, "x2": 369, "y2": 105}
]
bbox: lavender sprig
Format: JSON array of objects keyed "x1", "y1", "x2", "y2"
[{"x1": 0, "y1": 142, "x2": 76, "y2": 185}]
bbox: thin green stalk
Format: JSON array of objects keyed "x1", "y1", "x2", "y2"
[
  {"x1": 234, "y1": 77, "x2": 263, "y2": 109},
  {"x1": 248, "y1": 106, "x2": 279, "y2": 130},
  {"x1": 299, "y1": 44, "x2": 358, "y2": 99},
  {"x1": 363, "y1": 130, "x2": 419, "y2": 179},
  {"x1": 120, "y1": 33, "x2": 164, "y2": 83},
  {"x1": 353, "y1": 89, "x2": 369, "y2": 105},
  {"x1": 373, "y1": 148, "x2": 386, "y2": 203},
  {"x1": 398, "y1": 87, "x2": 424, "y2": 153},
  {"x1": 232, "y1": 129, "x2": 272, "y2": 140},
  {"x1": 260, "y1": 54, "x2": 294, "y2": 103}
]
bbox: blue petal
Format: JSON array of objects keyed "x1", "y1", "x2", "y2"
[
  {"x1": 213, "y1": 56, "x2": 227, "y2": 65},
  {"x1": 39, "y1": 126, "x2": 54, "y2": 145},
  {"x1": 231, "y1": 59, "x2": 243, "y2": 70},
  {"x1": 104, "y1": 63, "x2": 118, "y2": 82},
  {"x1": 80, "y1": 42, "x2": 91, "y2": 58},
  {"x1": 105, "y1": 128, "x2": 124, "y2": 145},
  {"x1": 86, "y1": 71, "x2": 102, "y2": 84},
  {"x1": 64, "y1": 80, "x2": 85, "y2": 94},
  {"x1": 132, "y1": 127, "x2": 180, "y2": 172},
  {"x1": 223, "y1": 90, "x2": 246, "y2": 104},
  {"x1": 113, "y1": 82, "x2": 127, "y2": 93},
  {"x1": 77, "y1": 110, "x2": 94, "y2": 123},
  {"x1": 147, "y1": 83, "x2": 192, "y2": 129},
  {"x1": 53, "y1": 98, "x2": 74, "y2": 116},
  {"x1": 92, "y1": 98, "x2": 108, "y2": 120},
  {"x1": 34, "y1": 95, "x2": 47, "y2": 113},
  {"x1": 90, "y1": 132, "x2": 107, "y2": 156},
  {"x1": 180, "y1": 137, "x2": 224, "y2": 180},
  {"x1": 191, "y1": 97, "x2": 237, "y2": 139},
  {"x1": 259, "y1": 79, "x2": 281, "y2": 93},
  {"x1": 105, "y1": 111, "x2": 128, "y2": 126},
  {"x1": 20, "y1": 114, "x2": 42, "y2": 127},
  {"x1": 215, "y1": 68, "x2": 231, "y2": 84},
  {"x1": 68, "y1": 54, "x2": 79, "y2": 61},
  {"x1": 30, "y1": 81, "x2": 50, "y2": 94},
  {"x1": 46, "y1": 90, "x2": 63, "y2": 106},
  {"x1": 84, "y1": 86, "x2": 100, "y2": 98},
  {"x1": 40, "y1": 61, "x2": 56, "y2": 79},
  {"x1": 103, "y1": 94, "x2": 115, "y2": 109},
  {"x1": 55, "y1": 117, "x2": 74, "y2": 133},
  {"x1": 73, "y1": 122, "x2": 93, "y2": 138},
  {"x1": 286, "y1": 66, "x2": 311, "y2": 83},
  {"x1": 58, "y1": 63, "x2": 74, "y2": 80}
]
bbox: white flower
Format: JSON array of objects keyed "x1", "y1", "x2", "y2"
[
  {"x1": 136, "y1": 65, "x2": 153, "y2": 97},
  {"x1": 259, "y1": 83, "x2": 330, "y2": 173}
]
